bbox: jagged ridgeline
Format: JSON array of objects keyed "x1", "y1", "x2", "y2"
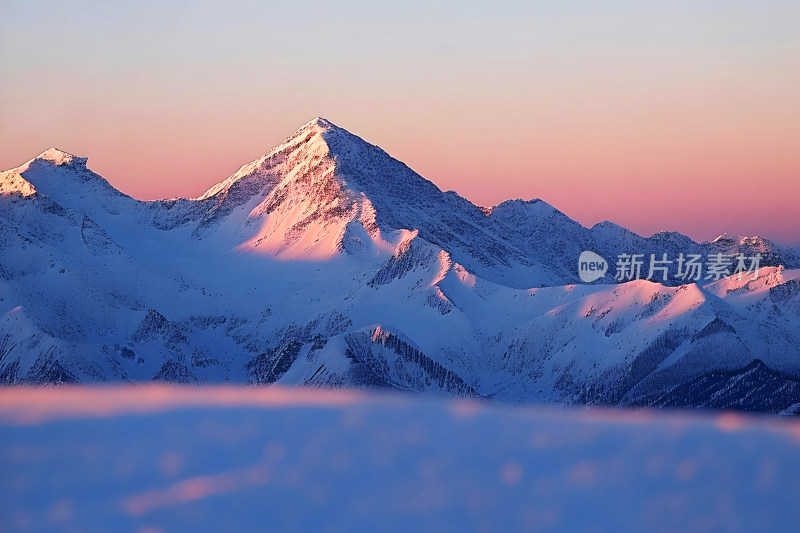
[{"x1": 1, "y1": 119, "x2": 799, "y2": 414}]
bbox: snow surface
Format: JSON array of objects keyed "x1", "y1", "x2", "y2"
[{"x1": 1, "y1": 386, "x2": 799, "y2": 532}]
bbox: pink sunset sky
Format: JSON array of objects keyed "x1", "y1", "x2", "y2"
[{"x1": 1, "y1": 1, "x2": 798, "y2": 245}]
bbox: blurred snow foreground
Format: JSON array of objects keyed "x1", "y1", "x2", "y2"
[{"x1": 1, "y1": 386, "x2": 799, "y2": 533}]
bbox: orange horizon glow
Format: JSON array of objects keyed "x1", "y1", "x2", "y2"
[{"x1": 1, "y1": 1, "x2": 798, "y2": 245}]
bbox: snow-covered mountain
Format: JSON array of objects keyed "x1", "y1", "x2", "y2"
[{"x1": 1, "y1": 118, "x2": 799, "y2": 413}]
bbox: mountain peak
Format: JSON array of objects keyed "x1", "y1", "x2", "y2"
[
  {"x1": 34, "y1": 148, "x2": 87, "y2": 168},
  {"x1": 709, "y1": 232, "x2": 773, "y2": 247},
  {"x1": 592, "y1": 220, "x2": 631, "y2": 233},
  {"x1": 289, "y1": 117, "x2": 345, "y2": 141},
  {"x1": 302, "y1": 116, "x2": 337, "y2": 131},
  {"x1": 711, "y1": 232, "x2": 739, "y2": 243},
  {"x1": 709, "y1": 233, "x2": 770, "y2": 248},
  {"x1": 197, "y1": 117, "x2": 344, "y2": 201},
  {"x1": 2, "y1": 148, "x2": 89, "y2": 197}
]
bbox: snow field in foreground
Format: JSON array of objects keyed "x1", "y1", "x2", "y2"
[{"x1": 1, "y1": 385, "x2": 799, "y2": 532}]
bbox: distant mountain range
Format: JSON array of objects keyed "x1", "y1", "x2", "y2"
[{"x1": 1, "y1": 118, "x2": 799, "y2": 414}]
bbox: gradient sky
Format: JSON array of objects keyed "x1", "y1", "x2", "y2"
[{"x1": 1, "y1": 0, "x2": 798, "y2": 245}]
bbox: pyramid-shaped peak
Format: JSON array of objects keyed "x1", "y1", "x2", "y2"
[
  {"x1": 196, "y1": 117, "x2": 350, "y2": 200},
  {"x1": 272, "y1": 117, "x2": 352, "y2": 155},
  {"x1": 299, "y1": 116, "x2": 341, "y2": 133}
]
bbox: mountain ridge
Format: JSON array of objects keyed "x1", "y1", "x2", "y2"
[
  {"x1": 1, "y1": 118, "x2": 799, "y2": 414},
  {"x1": 5, "y1": 119, "x2": 797, "y2": 257}
]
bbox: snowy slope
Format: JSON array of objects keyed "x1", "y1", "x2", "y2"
[{"x1": 0, "y1": 118, "x2": 798, "y2": 413}]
